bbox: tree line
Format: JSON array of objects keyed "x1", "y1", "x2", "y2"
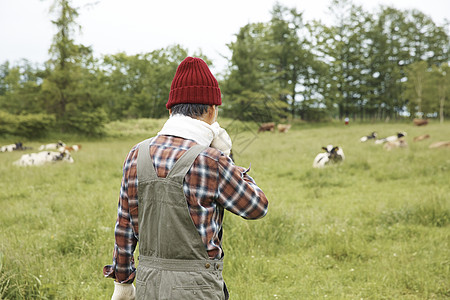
[{"x1": 0, "y1": 0, "x2": 449, "y2": 137}]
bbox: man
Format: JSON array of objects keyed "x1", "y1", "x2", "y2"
[{"x1": 103, "y1": 57, "x2": 269, "y2": 299}]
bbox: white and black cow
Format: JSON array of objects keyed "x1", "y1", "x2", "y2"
[
  {"x1": 39, "y1": 140, "x2": 66, "y2": 151},
  {"x1": 0, "y1": 143, "x2": 17, "y2": 152},
  {"x1": 375, "y1": 132, "x2": 407, "y2": 144},
  {"x1": 0, "y1": 142, "x2": 31, "y2": 152},
  {"x1": 313, "y1": 145, "x2": 345, "y2": 168},
  {"x1": 360, "y1": 132, "x2": 377, "y2": 142},
  {"x1": 14, "y1": 150, "x2": 74, "y2": 166}
]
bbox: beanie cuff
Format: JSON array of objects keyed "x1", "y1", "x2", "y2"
[{"x1": 166, "y1": 86, "x2": 222, "y2": 109}]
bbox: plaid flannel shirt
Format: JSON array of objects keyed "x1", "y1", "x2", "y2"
[{"x1": 103, "y1": 135, "x2": 268, "y2": 283}]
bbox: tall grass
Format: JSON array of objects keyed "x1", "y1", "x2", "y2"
[{"x1": 0, "y1": 120, "x2": 449, "y2": 299}]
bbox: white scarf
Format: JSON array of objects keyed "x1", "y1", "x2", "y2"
[{"x1": 157, "y1": 114, "x2": 219, "y2": 147}]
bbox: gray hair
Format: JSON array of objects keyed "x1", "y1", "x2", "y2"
[{"x1": 170, "y1": 103, "x2": 211, "y2": 118}]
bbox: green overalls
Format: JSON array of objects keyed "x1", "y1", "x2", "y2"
[{"x1": 135, "y1": 139, "x2": 227, "y2": 299}]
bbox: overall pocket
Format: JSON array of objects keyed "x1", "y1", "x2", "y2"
[
  {"x1": 135, "y1": 278, "x2": 147, "y2": 298},
  {"x1": 165, "y1": 271, "x2": 224, "y2": 300},
  {"x1": 136, "y1": 266, "x2": 159, "y2": 299},
  {"x1": 171, "y1": 284, "x2": 216, "y2": 299}
]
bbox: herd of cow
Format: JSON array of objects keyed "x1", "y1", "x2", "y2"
[
  {"x1": 314, "y1": 130, "x2": 450, "y2": 168},
  {"x1": 257, "y1": 122, "x2": 292, "y2": 133},
  {"x1": 2, "y1": 121, "x2": 449, "y2": 168},
  {"x1": 256, "y1": 121, "x2": 449, "y2": 169},
  {"x1": 0, "y1": 141, "x2": 81, "y2": 166}
]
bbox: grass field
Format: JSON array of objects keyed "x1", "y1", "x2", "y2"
[{"x1": 0, "y1": 119, "x2": 449, "y2": 299}]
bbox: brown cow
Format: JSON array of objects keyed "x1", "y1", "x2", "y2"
[
  {"x1": 258, "y1": 122, "x2": 275, "y2": 133},
  {"x1": 277, "y1": 124, "x2": 292, "y2": 133},
  {"x1": 413, "y1": 134, "x2": 430, "y2": 142},
  {"x1": 413, "y1": 118, "x2": 428, "y2": 126},
  {"x1": 384, "y1": 139, "x2": 408, "y2": 151},
  {"x1": 429, "y1": 141, "x2": 450, "y2": 149},
  {"x1": 57, "y1": 144, "x2": 82, "y2": 152},
  {"x1": 66, "y1": 144, "x2": 82, "y2": 152}
]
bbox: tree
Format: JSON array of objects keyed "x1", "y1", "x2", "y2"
[
  {"x1": 41, "y1": 0, "x2": 106, "y2": 134},
  {"x1": 0, "y1": 60, "x2": 43, "y2": 115},
  {"x1": 429, "y1": 64, "x2": 450, "y2": 123},
  {"x1": 403, "y1": 62, "x2": 450, "y2": 121},
  {"x1": 99, "y1": 45, "x2": 198, "y2": 120},
  {"x1": 223, "y1": 3, "x2": 328, "y2": 122},
  {"x1": 129, "y1": 46, "x2": 192, "y2": 119},
  {"x1": 313, "y1": 0, "x2": 374, "y2": 120},
  {"x1": 0, "y1": 61, "x2": 10, "y2": 97},
  {"x1": 267, "y1": 4, "x2": 326, "y2": 121},
  {"x1": 404, "y1": 61, "x2": 429, "y2": 116},
  {"x1": 222, "y1": 22, "x2": 287, "y2": 122},
  {"x1": 43, "y1": 0, "x2": 81, "y2": 119},
  {"x1": 366, "y1": 6, "x2": 450, "y2": 120}
]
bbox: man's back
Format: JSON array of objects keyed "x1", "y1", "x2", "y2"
[
  {"x1": 135, "y1": 138, "x2": 224, "y2": 299},
  {"x1": 104, "y1": 135, "x2": 268, "y2": 282}
]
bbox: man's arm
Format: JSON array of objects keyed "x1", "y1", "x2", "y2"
[
  {"x1": 103, "y1": 146, "x2": 139, "y2": 284},
  {"x1": 216, "y1": 155, "x2": 268, "y2": 219}
]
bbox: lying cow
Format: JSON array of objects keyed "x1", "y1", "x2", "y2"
[
  {"x1": 39, "y1": 140, "x2": 66, "y2": 151},
  {"x1": 375, "y1": 132, "x2": 406, "y2": 144},
  {"x1": 277, "y1": 124, "x2": 292, "y2": 133},
  {"x1": 413, "y1": 134, "x2": 430, "y2": 142},
  {"x1": 14, "y1": 150, "x2": 74, "y2": 166},
  {"x1": 313, "y1": 145, "x2": 345, "y2": 168},
  {"x1": 1, "y1": 143, "x2": 18, "y2": 152},
  {"x1": 59, "y1": 144, "x2": 82, "y2": 152},
  {"x1": 258, "y1": 122, "x2": 275, "y2": 133},
  {"x1": 413, "y1": 118, "x2": 428, "y2": 126},
  {"x1": 384, "y1": 139, "x2": 408, "y2": 151},
  {"x1": 0, "y1": 142, "x2": 31, "y2": 152},
  {"x1": 429, "y1": 141, "x2": 450, "y2": 149},
  {"x1": 360, "y1": 132, "x2": 377, "y2": 142}
]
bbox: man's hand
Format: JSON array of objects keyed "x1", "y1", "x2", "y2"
[
  {"x1": 211, "y1": 123, "x2": 232, "y2": 156},
  {"x1": 111, "y1": 282, "x2": 135, "y2": 300}
]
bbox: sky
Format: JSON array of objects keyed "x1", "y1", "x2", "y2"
[{"x1": 0, "y1": 0, "x2": 449, "y2": 74}]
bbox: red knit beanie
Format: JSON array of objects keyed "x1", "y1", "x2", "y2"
[{"x1": 166, "y1": 57, "x2": 222, "y2": 109}]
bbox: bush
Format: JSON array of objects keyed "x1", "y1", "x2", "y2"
[
  {"x1": 0, "y1": 111, "x2": 16, "y2": 135},
  {"x1": 62, "y1": 108, "x2": 108, "y2": 137},
  {"x1": 104, "y1": 118, "x2": 166, "y2": 137},
  {"x1": 0, "y1": 111, "x2": 55, "y2": 138}
]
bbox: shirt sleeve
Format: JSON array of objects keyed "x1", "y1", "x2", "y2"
[
  {"x1": 216, "y1": 154, "x2": 268, "y2": 219},
  {"x1": 103, "y1": 146, "x2": 139, "y2": 283}
]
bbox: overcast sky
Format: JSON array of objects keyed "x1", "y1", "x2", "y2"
[{"x1": 0, "y1": 0, "x2": 449, "y2": 74}]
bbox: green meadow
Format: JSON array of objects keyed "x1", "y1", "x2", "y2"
[{"x1": 1, "y1": 120, "x2": 449, "y2": 299}]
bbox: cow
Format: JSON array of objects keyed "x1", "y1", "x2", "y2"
[
  {"x1": 375, "y1": 132, "x2": 407, "y2": 144},
  {"x1": 429, "y1": 141, "x2": 450, "y2": 149},
  {"x1": 59, "y1": 144, "x2": 82, "y2": 152},
  {"x1": 360, "y1": 132, "x2": 377, "y2": 142},
  {"x1": 258, "y1": 122, "x2": 275, "y2": 133},
  {"x1": 0, "y1": 142, "x2": 31, "y2": 152},
  {"x1": 313, "y1": 145, "x2": 345, "y2": 168},
  {"x1": 0, "y1": 144, "x2": 17, "y2": 152},
  {"x1": 277, "y1": 124, "x2": 292, "y2": 133},
  {"x1": 413, "y1": 118, "x2": 428, "y2": 126},
  {"x1": 39, "y1": 140, "x2": 66, "y2": 151},
  {"x1": 383, "y1": 139, "x2": 408, "y2": 151},
  {"x1": 413, "y1": 134, "x2": 430, "y2": 142},
  {"x1": 14, "y1": 150, "x2": 74, "y2": 166}
]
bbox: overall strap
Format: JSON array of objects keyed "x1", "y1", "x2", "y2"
[
  {"x1": 137, "y1": 140, "x2": 207, "y2": 183},
  {"x1": 137, "y1": 139, "x2": 158, "y2": 182},
  {"x1": 166, "y1": 144, "x2": 207, "y2": 185}
]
